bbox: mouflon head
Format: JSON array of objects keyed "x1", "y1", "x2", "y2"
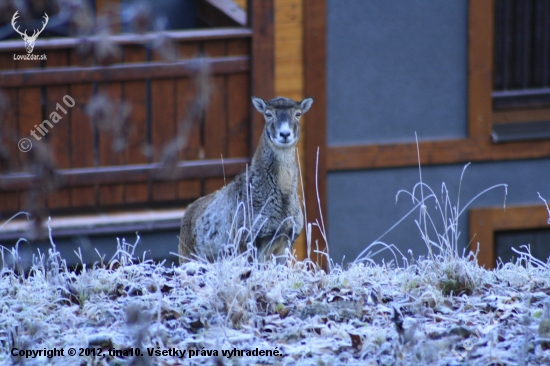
[{"x1": 251, "y1": 96, "x2": 313, "y2": 148}]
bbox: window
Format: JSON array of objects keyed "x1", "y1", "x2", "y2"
[
  {"x1": 469, "y1": 205, "x2": 549, "y2": 268},
  {"x1": 495, "y1": 228, "x2": 550, "y2": 265},
  {"x1": 491, "y1": 0, "x2": 550, "y2": 143}
]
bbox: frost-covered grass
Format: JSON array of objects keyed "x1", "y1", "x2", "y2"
[{"x1": 1, "y1": 166, "x2": 550, "y2": 365}]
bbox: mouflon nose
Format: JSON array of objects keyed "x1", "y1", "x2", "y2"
[{"x1": 279, "y1": 131, "x2": 291, "y2": 141}]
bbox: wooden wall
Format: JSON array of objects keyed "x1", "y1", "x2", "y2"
[
  {"x1": 0, "y1": 31, "x2": 253, "y2": 216},
  {"x1": 234, "y1": 0, "x2": 304, "y2": 144}
]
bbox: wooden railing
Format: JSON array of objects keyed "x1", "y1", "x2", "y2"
[{"x1": 0, "y1": 1, "x2": 274, "y2": 218}]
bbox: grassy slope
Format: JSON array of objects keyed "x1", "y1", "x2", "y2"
[{"x1": 2, "y1": 173, "x2": 550, "y2": 365}]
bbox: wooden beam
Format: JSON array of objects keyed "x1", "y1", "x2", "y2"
[
  {"x1": 248, "y1": 0, "x2": 274, "y2": 153},
  {"x1": 493, "y1": 107, "x2": 550, "y2": 124},
  {"x1": 468, "y1": 0, "x2": 495, "y2": 138},
  {"x1": 469, "y1": 208, "x2": 495, "y2": 269},
  {"x1": 0, "y1": 56, "x2": 249, "y2": 87},
  {"x1": 327, "y1": 137, "x2": 550, "y2": 171},
  {"x1": 0, "y1": 208, "x2": 186, "y2": 241},
  {"x1": 0, "y1": 158, "x2": 250, "y2": 190},
  {"x1": 303, "y1": 0, "x2": 327, "y2": 268},
  {"x1": 470, "y1": 205, "x2": 550, "y2": 268},
  {"x1": 0, "y1": 29, "x2": 253, "y2": 52},
  {"x1": 94, "y1": 0, "x2": 121, "y2": 33}
]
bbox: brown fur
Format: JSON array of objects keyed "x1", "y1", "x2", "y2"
[{"x1": 178, "y1": 96, "x2": 313, "y2": 264}]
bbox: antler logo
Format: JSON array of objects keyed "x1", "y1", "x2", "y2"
[{"x1": 11, "y1": 11, "x2": 49, "y2": 54}]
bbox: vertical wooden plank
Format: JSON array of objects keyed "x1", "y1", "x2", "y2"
[
  {"x1": 0, "y1": 53, "x2": 20, "y2": 214},
  {"x1": 180, "y1": 42, "x2": 201, "y2": 59},
  {"x1": 176, "y1": 42, "x2": 201, "y2": 200},
  {"x1": 45, "y1": 50, "x2": 72, "y2": 209},
  {"x1": 95, "y1": 0, "x2": 110, "y2": 12},
  {"x1": 123, "y1": 45, "x2": 149, "y2": 204},
  {"x1": 226, "y1": 74, "x2": 250, "y2": 158},
  {"x1": 303, "y1": 0, "x2": 327, "y2": 268},
  {"x1": 274, "y1": 0, "x2": 304, "y2": 98},
  {"x1": 274, "y1": 20, "x2": 304, "y2": 97},
  {"x1": 95, "y1": 0, "x2": 121, "y2": 33},
  {"x1": 0, "y1": 52, "x2": 16, "y2": 71},
  {"x1": 175, "y1": 76, "x2": 202, "y2": 200},
  {"x1": 203, "y1": 40, "x2": 228, "y2": 194},
  {"x1": 69, "y1": 84, "x2": 97, "y2": 207},
  {"x1": 151, "y1": 48, "x2": 178, "y2": 201},
  {"x1": 227, "y1": 38, "x2": 251, "y2": 57},
  {"x1": 5, "y1": 54, "x2": 22, "y2": 174},
  {"x1": 544, "y1": 0, "x2": 550, "y2": 87},
  {"x1": 18, "y1": 86, "x2": 43, "y2": 151},
  {"x1": 227, "y1": 39, "x2": 251, "y2": 158},
  {"x1": 69, "y1": 50, "x2": 97, "y2": 207},
  {"x1": 248, "y1": 0, "x2": 275, "y2": 153},
  {"x1": 469, "y1": 209, "x2": 495, "y2": 269},
  {"x1": 16, "y1": 56, "x2": 43, "y2": 212},
  {"x1": 0, "y1": 88, "x2": 19, "y2": 213},
  {"x1": 97, "y1": 82, "x2": 125, "y2": 206},
  {"x1": 468, "y1": 0, "x2": 495, "y2": 138}
]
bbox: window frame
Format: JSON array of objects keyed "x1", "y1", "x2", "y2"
[
  {"x1": 469, "y1": 204, "x2": 549, "y2": 268},
  {"x1": 326, "y1": 0, "x2": 550, "y2": 171}
]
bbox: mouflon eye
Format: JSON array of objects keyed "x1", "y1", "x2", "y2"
[
  {"x1": 295, "y1": 112, "x2": 302, "y2": 117},
  {"x1": 265, "y1": 112, "x2": 273, "y2": 118}
]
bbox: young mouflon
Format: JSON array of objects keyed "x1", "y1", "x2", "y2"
[{"x1": 178, "y1": 96, "x2": 314, "y2": 264}]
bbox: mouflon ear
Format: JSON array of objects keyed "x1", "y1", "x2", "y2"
[
  {"x1": 300, "y1": 97, "x2": 314, "y2": 113},
  {"x1": 251, "y1": 97, "x2": 267, "y2": 113}
]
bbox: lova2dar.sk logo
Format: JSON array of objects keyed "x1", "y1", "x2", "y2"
[{"x1": 11, "y1": 11, "x2": 48, "y2": 60}]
